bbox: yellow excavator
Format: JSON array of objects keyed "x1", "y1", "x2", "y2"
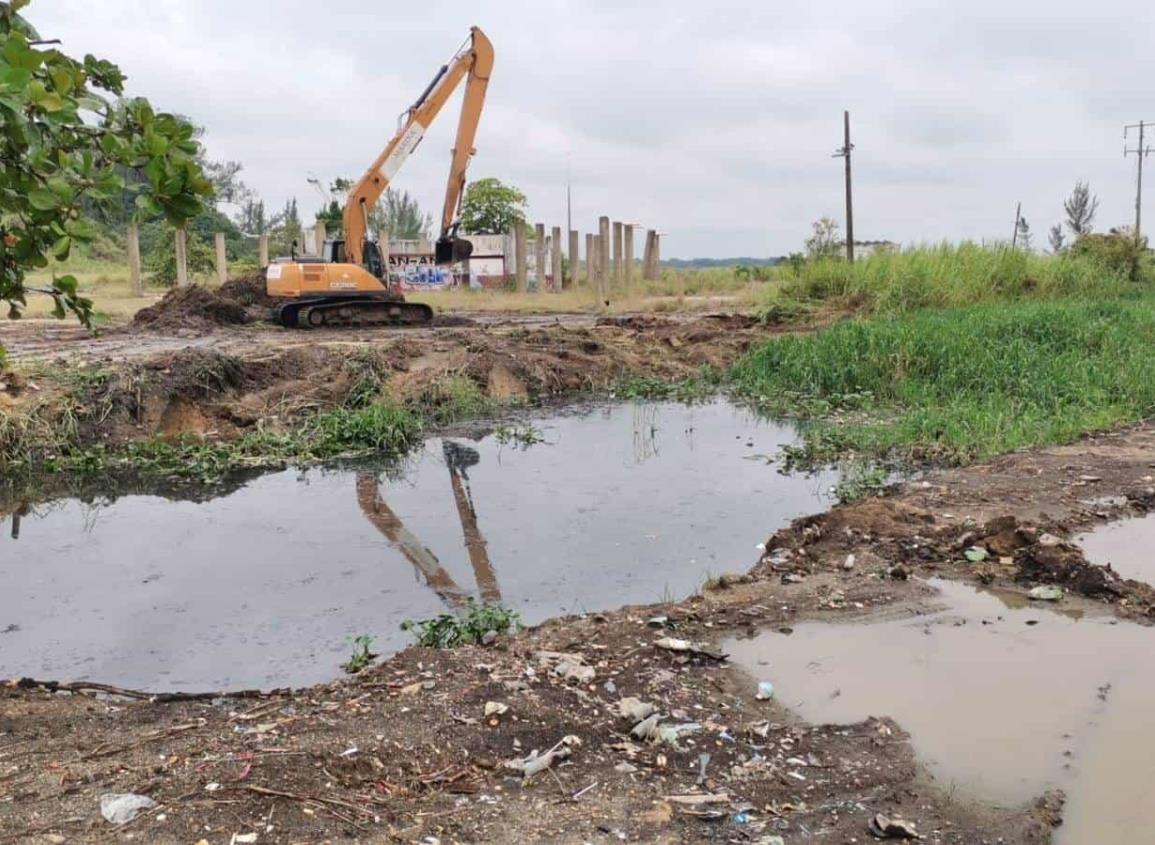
[{"x1": 266, "y1": 27, "x2": 494, "y2": 328}]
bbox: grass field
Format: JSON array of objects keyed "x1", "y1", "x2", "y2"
[
  {"x1": 763, "y1": 243, "x2": 1140, "y2": 318},
  {"x1": 733, "y1": 296, "x2": 1155, "y2": 465}
]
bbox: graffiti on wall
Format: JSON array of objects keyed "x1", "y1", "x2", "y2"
[{"x1": 389, "y1": 255, "x2": 457, "y2": 291}]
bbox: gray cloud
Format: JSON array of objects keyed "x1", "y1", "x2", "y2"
[{"x1": 29, "y1": 0, "x2": 1155, "y2": 257}]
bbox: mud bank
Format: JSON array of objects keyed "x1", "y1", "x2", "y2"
[{"x1": 0, "y1": 313, "x2": 771, "y2": 491}]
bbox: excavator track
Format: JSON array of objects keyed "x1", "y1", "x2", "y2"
[{"x1": 277, "y1": 297, "x2": 434, "y2": 329}]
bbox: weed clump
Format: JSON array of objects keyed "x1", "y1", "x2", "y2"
[{"x1": 401, "y1": 599, "x2": 521, "y2": 649}]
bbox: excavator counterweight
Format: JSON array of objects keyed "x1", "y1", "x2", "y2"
[{"x1": 266, "y1": 27, "x2": 493, "y2": 329}]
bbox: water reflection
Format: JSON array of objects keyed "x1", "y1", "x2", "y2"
[{"x1": 356, "y1": 440, "x2": 501, "y2": 608}]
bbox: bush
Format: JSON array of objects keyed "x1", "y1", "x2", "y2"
[{"x1": 1069, "y1": 230, "x2": 1152, "y2": 280}]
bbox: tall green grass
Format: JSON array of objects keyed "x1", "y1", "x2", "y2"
[
  {"x1": 733, "y1": 297, "x2": 1155, "y2": 464},
  {"x1": 765, "y1": 243, "x2": 1140, "y2": 317}
]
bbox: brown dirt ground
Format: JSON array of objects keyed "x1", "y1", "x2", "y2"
[{"x1": 6, "y1": 309, "x2": 1155, "y2": 843}]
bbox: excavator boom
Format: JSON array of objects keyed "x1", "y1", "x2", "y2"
[{"x1": 343, "y1": 27, "x2": 494, "y2": 268}]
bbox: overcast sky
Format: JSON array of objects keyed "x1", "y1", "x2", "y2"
[{"x1": 29, "y1": 0, "x2": 1155, "y2": 258}]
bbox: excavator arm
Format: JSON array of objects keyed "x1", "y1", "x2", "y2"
[{"x1": 342, "y1": 26, "x2": 494, "y2": 269}]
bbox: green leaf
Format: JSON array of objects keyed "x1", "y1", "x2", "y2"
[
  {"x1": 27, "y1": 189, "x2": 62, "y2": 210},
  {"x1": 52, "y1": 235, "x2": 71, "y2": 260},
  {"x1": 53, "y1": 274, "x2": 79, "y2": 296}
]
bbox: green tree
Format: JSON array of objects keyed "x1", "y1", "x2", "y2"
[
  {"x1": 377, "y1": 188, "x2": 432, "y2": 240},
  {"x1": 1064, "y1": 181, "x2": 1099, "y2": 238},
  {"x1": 804, "y1": 217, "x2": 842, "y2": 259},
  {"x1": 459, "y1": 177, "x2": 527, "y2": 234},
  {"x1": 0, "y1": 0, "x2": 212, "y2": 329}
]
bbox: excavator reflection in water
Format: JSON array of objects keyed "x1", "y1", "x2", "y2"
[{"x1": 356, "y1": 440, "x2": 501, "y2": 607}]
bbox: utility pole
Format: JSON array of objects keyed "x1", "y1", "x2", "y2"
[
  {"x1": 1125, "y1": 120, "x2": 1153, "y2": 245},
  {"x1": 1011, "y1": 202, "x2": 1022, "y2": 249},
  {"x1": 832, "y1": 111, "x2": 855, "y2": 262}
]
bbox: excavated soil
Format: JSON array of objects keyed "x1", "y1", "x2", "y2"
[
  {"x1": 1, "y1": 312, "x2": 777, "y2": 461},
  {"x1": 132, "y1": 285, "x2": 253, "y2": 332}
]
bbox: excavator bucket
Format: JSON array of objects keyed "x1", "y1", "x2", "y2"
[{"x1": 435, "y1": 236, "x2": 473, "y2": 266}]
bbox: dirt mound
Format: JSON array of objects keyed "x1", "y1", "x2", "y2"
[
  {"x1": 219, "y1": 274, "x2": 278, "y2": 309},
  {"x1": 133, "y1": 286, "x2": 251, "y2": 333}
]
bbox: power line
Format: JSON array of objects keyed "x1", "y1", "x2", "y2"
[
  {"x1": 832, "y1": 111, "x2": 855, "y2": 262},
  {"x1": 1124, "y1": 120, "x2": 1153, "y2": 244}
]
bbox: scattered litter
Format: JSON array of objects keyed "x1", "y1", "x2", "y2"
[
  {"x1": 964, "y1": 547, "x2": 989, "y2": 563},
  {"x1": 537, "y1": 650, "x2": 596, "y2": 683},
  {"x1": 647, "y1": 615, "x2": 670, "y2": 627},
  {"x1": 631, "y1": 713, "x2": 662, "y2": 741},
  {"x1": 695, "y1": 752, "x2": 711, "y2": 785},
  {"x1": 733, "y1": 811, "x2": 750, "y2": 823},
  {"x1": 756, "y1": 837, "x2": 786, "y2": 845},
  {"x1": 230, "y1": 834, "x2": 259, "y2": 845},
  {"x1": 506, "y1": 735, "x2": 581, "y2": 779},
  {"x1": 755, "y1": 681, "x2": 775, "y2": 700},
  {"x1": 100, "y1": 793, "x2": 156, "y2": 825},
  {"x1": 869, "y1": 813, "x2": 922, "y2": 839},
  {"x1": 665, "y1": 792, "x2": 730, "y2": 806},
  {"x1": 618, "y1": 697, "x2": 655, "y2": 723},
  {"x1": 614, "y1": 761, "x2": 638, "y2": 773},
  {"x1": 658, "y1": 722, "x2": 702, "y2": 748},
  {"x1": 843, "y1": 554, "x2": 856, "y2": 571},
  {"x1": 654, "y1": 637, "x2": 727, "y2": 661},
  {"x1": 480, "y1": 630, "x2": 498, "y2": 646},
  {"x1": 484, "y1": 701, "x2": 509, "y2": 717},
  {"x1": 1038, "y1": 533, "x2": 1061, "y2": 547},
  {"x1": 1029, "y1": 585, "x2": 1063, "y2": 601}
]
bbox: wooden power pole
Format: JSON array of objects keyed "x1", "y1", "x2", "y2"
[
  {"x1": 833, "y1": 111, "x2": 855, "y2": 262},
  {"x1": 1125, "y1": 120, "x2": 1153, "y2": 245},
  {"x1": 1011, "y1": 202, "x2": 1022, "y2": 249}
]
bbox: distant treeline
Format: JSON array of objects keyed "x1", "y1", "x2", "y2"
[{"x1": 664, "y1": 257, "x2": 785, "y2": 269}]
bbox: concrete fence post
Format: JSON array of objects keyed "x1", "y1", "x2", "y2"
[
  {"x1": 568, "y1": 230, "x2": 580, "y2": 289},
  {"x1": 258, "y1": 233, "x2": 270, "y2": 269},
  {"x1": 623, "y1": 224, "x2": 634, "y2": 290},
  {"x1": 174, "y1": 226, "x2": 189, "y2": 288},
  {"x1": 598, "y1": 216, "x2": 610, "y2": 292},
  {"x1": 612, "y1": 221, "x2": 623, "y2": 286},
  {"x1": 551, "y1": 226, "x2": 563, "y2": 292},
  {"x1": 585, "y1": 233, "x2": 595, "y2": 287},
  {"x1": 127, "y1": 223, "x2": 143, "y2": 297},
  {"x1": 652, "y1": 232, "x2": 661, "y2": 276},
  {"x1": 643, "y1": 229, "x2": 658, "y2": 280},
  {"x1": 515, "y1": 225, "x2": 528, "y2": 292},
  {"x1": 641, "y1": 229, "x2": 653, "y2": 279},
  {"x1": 313, "y1": 221, "x2": 327, "y2": 257},
  {"x1": 534, "y1": 223, "x2": 546, "y2": 291},
  {"x1": 214, "y1": 232, "x2": 228, "y2": 286}
]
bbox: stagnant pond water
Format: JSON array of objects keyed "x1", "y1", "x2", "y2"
[
  {"x1": 1078, "y1": 513, "x2": 1155, "y2": 584},
  {"x1": 0, "y1": 400, "x2": 837, "y2": 691},
  {"x1": 726, "y1": 579, "x2": 1155, "y2": 845}
]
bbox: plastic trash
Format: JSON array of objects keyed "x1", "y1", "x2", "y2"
[
  {"x1": 1029, "y1": 585, "x2": 1063, "y2": 601},
  {"x1": 755, "y1": 681, "x2": 775, "y2": 700},
  {"x1": 100, "y1": 793, "x2": 156, "y2": 825}
]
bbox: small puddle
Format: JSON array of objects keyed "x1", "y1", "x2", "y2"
[
  {"x1": 1078, "y1": 514, "x2": 1155, "y2": 583},
  {"x1": 725, "y1": 580, "x2": 1155, "y2": 843},
  {"x1": 1, "y1": 400, "x2": 837, "y2": 691}
]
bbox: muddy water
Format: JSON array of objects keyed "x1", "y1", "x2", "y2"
[
  {"x1": 1078, "y1": 514, "x2": 1155, "y2": 583},
  {"x1": 0, "y1": 401, "x2": 837, "y2": 691},
  {"x1": 725, "y1": 580, "x2": 1155, "y2": 843}
]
